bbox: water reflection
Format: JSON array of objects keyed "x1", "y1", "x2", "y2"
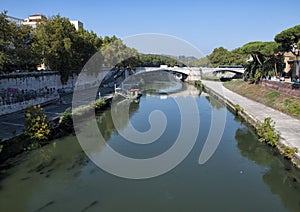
[
  {"x1": 0, "y1": 83, "x2": 300, "y2": 211},
  {"x1": 96, "y1": 100, "x2": 140, "y2": 141},
  {"x1": 235, "y1": 126, "x2": 300, "y2": 211}
]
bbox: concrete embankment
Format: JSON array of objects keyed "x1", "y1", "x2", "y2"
[
  {"x1": 0, "y1": 94, "x2": 113, "y2": 163},
  {"x1": 202, "y1": 80, "x2": 300, "y2": 168}
]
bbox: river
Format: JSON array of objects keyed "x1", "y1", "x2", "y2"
[{"x1": 0, "y1": 82, "x2": 300, "y2": 212}]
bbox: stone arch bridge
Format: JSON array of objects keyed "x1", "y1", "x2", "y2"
[{"x1": 136, "y1": 66, "x2": 245, "y2": 81}]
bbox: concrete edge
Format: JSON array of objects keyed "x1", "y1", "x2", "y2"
[{"x1": 203, "y1": 83, "x2": 300, "y2": 169}]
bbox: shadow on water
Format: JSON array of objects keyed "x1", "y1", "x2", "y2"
[
  {"x1": 0, "y1": 97, "x2": 141, "y2": 212},
  {"x1": 1, "y1": 82, "x2": 300, "y2": 211},
  {"x1": 235, "y1": 126, "x2": 300, "y2": 211}
]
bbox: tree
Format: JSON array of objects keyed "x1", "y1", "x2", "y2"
[
  {"x1": 275, "y1": 25, "x2": 300, "y2": 54},
  {"x1": 208, "y1": 47, "x2": 231, "y2": 67},
  {"x1": 240, "y1": 42, "x2": 283, "y2": 82},
  {"x1": 32, "y1": 15, "x2": 79, "y2": 83},
  {"x1": 207, "y1": 47, "x2": 247, "y2": 67},
  {"x1": 75, "y1": 27, "x2": 103, "y2": 68},
  {"x1": 24, "y1": 105, "x2": 51, "y2": 142},
  {"x1": 0, "y1": 11, "x2": 15, "y2": 71},
  {"x1": 135, "y1": 54, "x2": 185, "y2": 67},
  {"x1": 196, "y1": 56, "x2": 212, "y2": 67},
  {"x1": 12, "y1": 24, "x2": 38, "y2": 70},
  {"x1": 0, "y1": 11, "x2": 38, "y2": 72},
  {"x1": 101, "y1": 39, "x2": 138, "y2": 67}
]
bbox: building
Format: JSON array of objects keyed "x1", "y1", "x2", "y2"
[
  {"x1": 283, "y1": 52, "x2": 294, "y2": 73},
  {"x1": 22, "y1": 14, "x2": 47, "y2": 28},
  {"x1": 7, "y1": 14, "x2": 83, "y2": 31},
  {"x1": 70, "y1": 20, "x2": 83, "y2": 30},
  {"x1": 6, "y1": 15, "x2": 23, "y2": 26},
  {"x1": 283, "y1": 51, "x2": 300, "y2": 80}
]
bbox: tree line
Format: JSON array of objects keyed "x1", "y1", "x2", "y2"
[
  {"x1": 194, "y1": 24, "x2": 300, "y2": 82},
  {"x1": 2, "y1": 9, "x2": 300, "y2": 84},
  {"x1": 0, "y1": 11, "x2": 137, "y2": 83}
]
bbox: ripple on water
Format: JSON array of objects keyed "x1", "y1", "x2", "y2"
[{"x1": 34, "y1": 201, "x2": 54, "y2": 212}]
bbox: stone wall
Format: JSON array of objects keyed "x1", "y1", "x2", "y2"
[
  {"x1": 0, "y1": 71, "x2": 77, "y2": 115},
  {"x1": 0, "y1": 71, "x2": 76, "y2": 91},
  {"x1": 0, "y1": 95, "x2": 59, "y2": 116},
  {"x1": 261, "y1": 80, "x2": 300, "y2": 98}
]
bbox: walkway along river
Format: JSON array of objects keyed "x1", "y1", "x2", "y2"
[
  {"x1": 202, "y1": 80, "x2": 300, "y2": 168},
  {"x1": 0, "y1": 83, "x2": 300, "y2": 211}
]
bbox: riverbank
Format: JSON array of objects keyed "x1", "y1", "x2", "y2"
[
  {"x1": 223, "y1": 80, "x2": 300, "y2": 119},
  {"x1": 202, "y1": 80, "x2": 300, "y2": 168},
  {"x1": 0, "y1": 95, "x2": 113, "y2": 163}
]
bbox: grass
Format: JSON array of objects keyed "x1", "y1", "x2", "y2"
[
  {"x1": 223, "y1": 80, "x2": 300, "y2": 119},
  {"x1": 201, "y1": 76, "x2": 221, "y2": 81}
]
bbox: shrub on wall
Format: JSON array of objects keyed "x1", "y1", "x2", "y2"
[
  {"x1": 59, "y1": 107, "x2": 73, "y2": 133},
  {"x1": 257, "y1": 117, "x2": 279, "y2": 147},
  {"x1": 24, "y1": 105, "x2": 51, "y2": 142}
]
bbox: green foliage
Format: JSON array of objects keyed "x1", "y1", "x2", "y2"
[
  {"x1": 275, "y1": 25, "x2": 300, "y2": 53},
  {"x1": 282, "y1": 146, "x2": 298, "y2": 159},
  {"x1": 1, "y1": 11, "x2": 130, "y2": 82},
  {"x1": 32, "y1": 15, "x2": 83, "y2": 83},
  {"x1": 75, "y1": 27, "x2": 103, "y2": 68},
  {"x1": 207, "y1": 47, "x2": 247, "y2": 67},
  {"x1": 282, "y1": 100, "x2": 300, "y2": 116},
  {"x1": 241, "y1": 41, "x2": 284, "y2": 82},
  {"x1": 73, "y1": 105, "x2": 92, "y2": 117},
  {"x1": 267, "y1": 92, "x2": 280, "y2": 99},
  {"x1": 257, "y1": 117, "x2": 279, "y2": 147},
  {"x1": 72, "y1": 98, "x2": 107, "y2": 118},
  {"x1": 194, "y1": 80, "x2": 202, "y2": 88},
  {"x1": 59, "y1": 107, "x2": 73, "y2": 133},
  {"x1": 196, "y1": 56, "x2": 212, "y2": 67},
  {"x1": 266, "y1": 91, "x2": 280, "y2": 105},
  {"x1": 92, "y1": 98, "x2": 106, "y2": 109},
  {"x1": 0, "y1": 11, "x2": 38, "y2": 71},
  {"x1": 240, "y1": 41, "x2": 279, "y2": 56},
  {"x1": 24, "y1": 105, "x2": 51, "y2": 142},
  {"x1": 102, "y1": 39, "x2": 138, "y2": 68},
  {"x1": 177, "y1": 55, "x2": 201, "y2": 67},
  {"x1": 135, "y1": 54, "x2": 185, "y2": 67},
  {"x1": 234, "y1": 104, "x2": 243, "y2": 113},
  {"x1": 224, "y1": 80, "x2": 300, "y2": 119},
  {"x1": 248, "y1": 77, "x2": 256, "y2": 84}
]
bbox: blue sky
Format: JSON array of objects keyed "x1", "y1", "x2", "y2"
[{"x1": 2, "y1": 0, "x2": 300, "y2": 55}]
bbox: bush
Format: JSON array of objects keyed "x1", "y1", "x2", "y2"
[
  {"x1": 234, "y1": 104, "x2": 243, "y2": 114},
  {"x1": 73, "y1": 105, "x2": 92, "y2": 116},
  {"x1": 24, "y1": 105, "x2": 51, "y2": 142},
  {"x1": 59, "y1": 107, "x2": 73, "y2": 133},
  {"x1": 257, "y1": 117, "x2": 279, "y2": 147},
  {"x1": 249, "y1": 77, "x2": 255, "y2": 84},
  {"x1": 283, "y1": 146, "x2": 298, "y2": 159},
  {"x1": 92, "y1": 98, "x2": 106, "y2": 109},
  {"x1": 194, "y1": 80, "x2": 202, "y2": 87}
]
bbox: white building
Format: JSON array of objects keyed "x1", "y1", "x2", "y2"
[
  {"x1": 22, "y1": 14, "x2": 46, "y2": 28},
  {"x1": 70, "y1": 20, "x2": 83, "y2": 30},
  {"x1": 7, "y1": 14, "x2": 83, "y2": 31}
]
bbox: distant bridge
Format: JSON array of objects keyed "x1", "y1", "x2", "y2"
[
  {"x1": 136, "y1": 66, "x2": 201, "y2": 81},
  {"x1": 136, "y1": 66, "x2": 245, "y2": 81},
  {"x1": 101, "y1": 66, "x2": 246, "y2": 88}
]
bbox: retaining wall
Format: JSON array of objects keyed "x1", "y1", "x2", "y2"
[
  {"x1": 0, "y1": 71, "x2": 77, "y2": 115},
  {"x1": 261, "y1": 80, "x2": 300, "y2": 98}
]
